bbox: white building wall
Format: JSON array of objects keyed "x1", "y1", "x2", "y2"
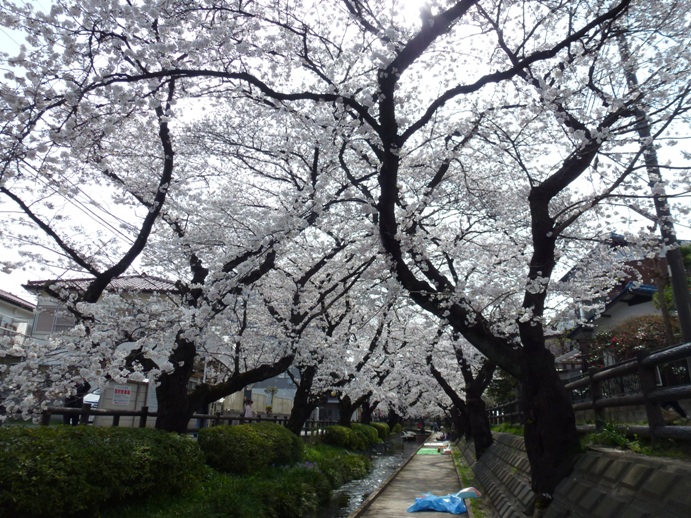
[{"x1": 595, "y1": 301, "x2": 660, "y2": 333}]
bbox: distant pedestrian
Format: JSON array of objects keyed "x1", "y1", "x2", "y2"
[
  {"x1": 244, "y1": 399, "x2": 254, "y2": 419},
  {"x1": 63, "y1": 380, "x2": 91, "y2": 426}
]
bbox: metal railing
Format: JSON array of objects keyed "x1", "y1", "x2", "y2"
[
  {"x1": 39, "y1": 405, "x2": 338, "y2": 436},
  {"x1": 487, "y1": 341, "x2": 691, "y2": 441}
]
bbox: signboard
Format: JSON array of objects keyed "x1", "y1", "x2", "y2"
[{"x1": 112, "y1": 385, "x2": 132, "y2": 406}]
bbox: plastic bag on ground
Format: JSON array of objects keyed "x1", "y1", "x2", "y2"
[
  {"x1": 455, "y1": 487, "x2": 481, "y2": 499},
  {"x1": 407, "y1": 492, "x2": 467, "y2": 514}
]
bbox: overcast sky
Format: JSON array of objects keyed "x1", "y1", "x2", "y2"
[{"x1": 0, "y1": 0, "x2": 689, "y2": 303}]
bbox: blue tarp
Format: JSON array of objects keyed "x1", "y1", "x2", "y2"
[{"x1": 407, "y1": 492, "x2": 467, "y2": 514}]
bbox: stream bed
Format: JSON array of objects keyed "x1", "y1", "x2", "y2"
[{"x1": 315, "y1": 439, "x2": 420, "y2": 517}]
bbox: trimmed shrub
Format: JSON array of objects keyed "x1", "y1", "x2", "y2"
[
  {"x1": 323, "y1": 424, "x2": 382, "y2": 450},
  {"x1": 251, "y1": 421, "x2": 304, "y2": 467},
  {"x1": 304, "y1": 444, "x2": 371, "y2": 488},
  {"x1": 198, "y1": 424, "x2": 268, "y2": 475},
  {"x1": 198, "y1": 422, "x2": 303, "y2": 475},
  {"x1": 322, "y1": 424, "x2": 351, "y2": 449},
  {"x1": 0, "y1": 426, "x2": 204, "y2": 518},
  {"x1": 99, "y1": 442, "x2": 373, "y2": 518},
  {"x1": 370, "y1": 422, "x2": 391, "y2": 440},
  {"x1": 351, "y1": 423, "x2": 381, "y2": 447},
  {"x1": 322, "y1": 425, "x2": 366, "y2": 450},
  {"x1": 392, "y1": 422, "x2": 403, "y2": 434}
]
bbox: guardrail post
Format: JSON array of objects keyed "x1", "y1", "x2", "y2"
[
  {"x1": 637, "y1": 351, "x2": 665, "y2": 440},
  {"x1": 214, "y1": 412, "x2": 221, "y2": 427},
  {"x1": 589, "y1": 368, "x2": 605, "y2": 430},
  {"x1": 41, "y1": 410, "x2": 51, "y2": 426},
  {"x1": 139, "y1": 406, "x2": 149, "y2": 428},
  {"x1": 79, "y1": 403, "x2": 92, "y2": 426},
  {"x1": 113, "y1": 414, "x2": 120, "y2": 427}
]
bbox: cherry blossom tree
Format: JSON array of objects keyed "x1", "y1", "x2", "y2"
[
  {"x1": 0, "y1": 2, "x2": 377, "y2": 430},
  {"x1": 426, "y1": 328, "x2": 495, "y2": 455},
  {"x1": 2, "y1": 0, "x2": 691, "y2": 501}
]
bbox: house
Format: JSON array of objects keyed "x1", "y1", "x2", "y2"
[
  {"x1": 568, "y1": 281, "x2": 661, "y2": 358},
  {"x1": 560, "y1": 234, "x2": 689, "y2": 370},
  {"x1": 24, "y1": 275, "x2": 179, "y2": 343},
  {"x1": 0, "y1": 289, "x2": 35, "y2": 349},
  {"x1": 20, "y1": 275, "x2": 337, "y2": 425},
  {"x1": 0, "y1": 289, "x2": 35, "y2": 407},
  {"x1": 561, "y1": 238, "x2": 691, "y2": 422},
  {"x1": 22, "y1": 274, "x2": 180, "y2": 427}
]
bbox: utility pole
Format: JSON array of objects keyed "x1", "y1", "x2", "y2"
[{"x1": 617, "y1": 32, "x2": 691, "y2": 343}]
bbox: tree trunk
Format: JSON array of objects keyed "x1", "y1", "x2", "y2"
[
  {"x1": 448, "y1": 405, "x2": 469, "y2": 441},
  {"x1": 428, "y1": 354, "x2": 490, "y2": 454},
  {"x1": 154, "y1": 337, "x2": 196, "y2": 432},
  {"x1": 338, "y1": 395, "x2": 363, "y2": 426},
  {"x1": 466, "y1": 390, "x2": 492, "y2": 457},
  {"x1": 155, "y1": 369, "x2": 195, "y2": 433},
  {"x1": 286, "y1": 399, "x2": 319, "y2": 436},
  {"x1": 360, "y1": 399, "x2": 377, "y2": 424},
  {"x1": 520, "y1": 348, "x2": 580, "y2": 497},
  {"x1": 653, "y1": 267, "x2": 675, "y2": 346},
  {"x1": 285, "y1": 365, "x2": 319, "y2": 435},
  {"x1": 387, "y1": 408, "x2": 402, "y2": 431},
  {"x1": 460, "y1": 358, "x2": 496, "y2": 457}
]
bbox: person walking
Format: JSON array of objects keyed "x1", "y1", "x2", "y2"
[
  {"x1": 244, "y1": 399, "x2": 254, "y2": 419},
  {"x1": 63, "y1": 380, "x2": 91, "y2": 425}
]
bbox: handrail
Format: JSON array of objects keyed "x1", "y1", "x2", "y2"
[
  {"x1": 37, "y1": 404, "x2": 338, "y2": 434},
  {"x1": 488, "y1": 341, "x2": 691, "y2": 441}
]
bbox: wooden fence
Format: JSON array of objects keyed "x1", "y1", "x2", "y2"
[
  {"x1": 40, "y1": 405, "x2": 338, "y2": 436},
  {"x1": 488, "y1": 341, "x2": 691, "y2": 441}
]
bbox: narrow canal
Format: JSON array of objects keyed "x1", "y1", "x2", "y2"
[{"x1": 316, "y1": 439, "x2": 420, "y2": 517}]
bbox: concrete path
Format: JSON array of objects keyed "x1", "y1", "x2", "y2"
[{"x1": 355, "y1": 447, "x2": 464, "y2": 517}]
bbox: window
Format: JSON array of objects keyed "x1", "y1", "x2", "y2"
[{"x1": 33, "y1": 305, "x2": 75, "y2": 334}]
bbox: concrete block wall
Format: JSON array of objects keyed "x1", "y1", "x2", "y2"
[
  {"x1": 546, "y1": 447, "x2": 691, "y2": 518},
  {"x1": 459, "y1": 433, "x2": 691, "y2": 518},
  {"x1": 459, "y1": 433, "x2": 533, "y2": 518}
]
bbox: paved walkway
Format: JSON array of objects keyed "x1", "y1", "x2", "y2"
[{"x1": 355, "y1": 442, "x2": 464, "y2": 517}]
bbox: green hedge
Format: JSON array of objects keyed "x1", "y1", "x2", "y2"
[
  {"x1": 352, "y1": 423, "x2": 381, "y2": 446},
  {"x1": 322, "y1": 424, "x2": 380, "y2": 450},
  {"x1": 370, "y1": 422, "x2": 391, "y2": 440},
  {"x1": 0, "y1": 426, "x2": 204, "y2": 518},
  {"x1": 198, "y1": 422, "x2": 303, "y2": 475},
  {"x1": 304, "y1": 444, "x2": 372, "y2": 488},
  {"x1": 101, "y1": 440, "x2": 371, "y2": 518}
]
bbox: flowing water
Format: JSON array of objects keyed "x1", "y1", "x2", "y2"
[{"x1": 315, "y1": 439, "x2": 420, "y2": 517}]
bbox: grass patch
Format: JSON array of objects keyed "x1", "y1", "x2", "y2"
[
  {"x1": 491, "y1": 423, "x2": 524, "y2": 436},
  {"x1": 583, "y1": 421, "x2": 691, "y2": 461},
  {"x1": 451, "y1": 446, "x2": 488, "y2": 518}
]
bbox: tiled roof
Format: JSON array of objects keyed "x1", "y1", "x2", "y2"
[
  {"x1": 23, "y1": 274, "x2": 179, "y2": 294},
  {"x1": 0, "y1": 289, "x2": 35, "y2": 311}
]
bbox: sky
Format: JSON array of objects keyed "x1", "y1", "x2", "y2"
[{"x1": 0, "y1": 0, "x2": 689, "y2": 304}]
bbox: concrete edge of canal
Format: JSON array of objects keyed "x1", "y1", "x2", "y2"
[
  {"x1": 348, "y1": 436, "x2": 493, "y2": 518},
  {"x1": 348, "y1": 434, "x2": 429, "y2": 517}
]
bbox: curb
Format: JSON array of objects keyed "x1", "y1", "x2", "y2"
[{"x1": 348, "y1": 437, "x2": 430, "y2": 517}]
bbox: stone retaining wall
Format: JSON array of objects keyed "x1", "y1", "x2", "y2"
[{"x1": 459, "y1": 432, "x2": 691, "y2": 517}]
